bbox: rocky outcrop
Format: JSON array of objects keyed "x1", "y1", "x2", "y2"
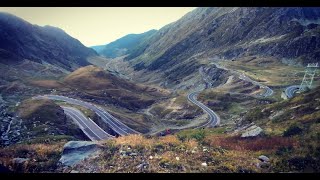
[
  {"x1": 199, "y1": 64, "x2": 229, "y2": 88},
  {"x1": 241, "y1": 125, "x2": 263, "y2": 137},
  {"x1": 258, "y1": 155, "x2": 270, "y2": 162},
  {"x1": 0, "y1": 95, "x2": 22, "y2": 146},
  {"x1": 59, "y1": 141, "x2": 102, "y2": 167}
]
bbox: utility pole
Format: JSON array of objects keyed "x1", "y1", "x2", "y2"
[{"x1": 299, "y1": 63, "x2": 318, "y2": 92}]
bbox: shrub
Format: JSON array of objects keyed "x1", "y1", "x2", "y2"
[
  {"x1": 184, "y1": 139, "x2": 198, "y2": 150},
  {"x1": 177, "y1": 129, "x2": 206, "y2": 142},
  {"x1": 191, "y1": 130, "x2": 206, "y2": 142},
  {"x1": 283, "y1": 125, "x2": 303, "y2": 137},
  {"x1": 287, "y1": 156, "x2": 315, "y2": 171},
  {"x1": 152, "y1": 144, "x2": 165, "y2": 153},
  {"x1": 114, "y1": 134, "x2": 154, "y2": 148},
  {"x1": 276, "y1": 146, "x2": 294, "y2": 156},
  {"x1": 244, "y1": 107, "x2": 270, "y2": 123},
  {"x1": 159, "y1": 135, "x2": 181, "y2": 147}
]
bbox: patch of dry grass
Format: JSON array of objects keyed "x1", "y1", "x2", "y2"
[
  {"x1": 29, "y1": 80, "x2": 64, "y2": 89},
  {"x1": 184, "y1": 139, "x2": 198, "y2": 150},
  {"x1": 17, "y1": 99, "x2": 65, "y2": 125},
  {"x1": 113, "y1": 134, "x2": 155, "y2": 148},
  {"x1": 73, "y1": 134, "x2": 262, "y2": 173},
  {"x1": 204, "y1": 135, "x2": 298, "y2": 151},
  {"x1": 158, "y1": 135, "x2": 181, "y2": 147},
  {"x1": 0, "y1": 142, "x2": 65, "y2": 172}
]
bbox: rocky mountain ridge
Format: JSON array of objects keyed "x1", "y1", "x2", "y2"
[{"x1": 0, "y1": 12, "x2": 97, "y2": 71}]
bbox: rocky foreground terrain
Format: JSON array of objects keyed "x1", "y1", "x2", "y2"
[
  {"x1": 0, "y1": 86, "x2": 319, "y2": 173},
  {"x1": 0, "y1": 95, "x2": 22, "y2": 146}
]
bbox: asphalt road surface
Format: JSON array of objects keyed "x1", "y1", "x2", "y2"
[
  {"x1": 238, "y1": 73, "x2": 274, "y2": 97},
  {"x1": 214, "y1": 63, "x2": 274, "y2": 98},
  {"x1": 34, "y1": 95, "x2": 140, "y2": 136},
  {"x1": 187, "y1": 91, "x2": 220, "y2": 128},
  {"x1": 284, "y1": 85, "x2": 300, "y2": 99},
  {"x1": 63, "y1": 106, "x2": 114, "y2": 141}
]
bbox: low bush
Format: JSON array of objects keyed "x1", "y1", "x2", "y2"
[{"x1": 283, "y1": 125, "x2": 303, "y2": 137}]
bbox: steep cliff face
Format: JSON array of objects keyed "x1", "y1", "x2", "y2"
[{"x1": 0, "y1": 12, "x2": 97, "y2": 71}]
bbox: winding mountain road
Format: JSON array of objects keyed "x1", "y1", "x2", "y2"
[
  {"x1": 187, "y1": 63, "x2": 274, "y2": 129},
  {"x1": 284, "y1": 85, "x2": 300, "y2": 99},
  {"x1": 187, "y1": 91, "x2": 220, "y2": 128},
  {"x1": 63, "y1": 106, "x2": 114, "y2": 141},
  {"x1": 34, "y1": 95, "x2": 140, "y2": 136},
  {"x1": 238, "y1": 73, "x2": 274, "y2": 97},
  {"x1": 214, "y1": 63, "x2": 274, "y2": 98}
]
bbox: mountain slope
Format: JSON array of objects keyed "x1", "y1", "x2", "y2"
[
  {"x1": 63, "y1": 65, "x2": 167, "y2": 111},
  {"x1": 0, "y1": 12, "x2": 97, "y2": 71},
  {"x1": 121, "y1": 7, "x2": 320, "y2": 88},
  {"x1": 92, "y1": 29, "x2": 157, "y2": 58},
  {"x1": 129, "y1": 8, "x2": 320, "y2": 68}
]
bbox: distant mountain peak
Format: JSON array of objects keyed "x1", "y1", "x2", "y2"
[
  {"x1": 91, "y1": 29, "x2": 157, "y2": 58},
  {"x1": 43, "y1": 25, "x2": 67, "y2": 34},
  {"x1": 0, "y1": 12, "x2": 97, "y2": 71}
]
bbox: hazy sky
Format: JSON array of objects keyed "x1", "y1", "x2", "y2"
[{"x1": 0, "y1": 7, "x2": 196, "y2": 47}]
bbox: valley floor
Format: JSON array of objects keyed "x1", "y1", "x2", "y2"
[{"x1": 0, "y1": 56, "x2": 319, "y2": 173}]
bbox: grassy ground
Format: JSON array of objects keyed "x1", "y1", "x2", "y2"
[
  {"x1": 69, "y1": 131, "x2": 302, "y2": 173},
  {"x1": 147, "y1": 92, "x2": 203, "y2": 128},
  {"x1": 218, "y1": 57, "x2": 320, "y2": 87},
  {"x1": 241, "y1": 86, "x2": 320, "y2": 172},
  {"x1": 0, "y1": 140, "x2": 67, "y2": 172},
  {"x1": 72, "y1": 134, "x2": 262, "y2": 173},
  {"x1": 70, "y1": 90, "x2": 320, "y2": 173},
  {"x1": 197, "y1": 89, "x2": 262, "y2": 125},
  {"x1": 16, "y1": 99, "x2": 86, "y2": 142},
  {"x1": 30, "y1": 65, "x2": 171, "y2": 132}
]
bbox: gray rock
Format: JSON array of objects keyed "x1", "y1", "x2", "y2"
[
  {"x1": 120, "y1": 150, "x2": 127, "y2": 156},
  {"x1": 12, "y1": 158, "x2": 29, "y2": 164},
  {"x1": 59, "y1": 141, "x2": 102, "y2": 167},
  {"x1": 258, "y1": 155, "x2": 270, "y2": 162},
  {"x1": 129, "y1": 153, "x2": 138, "y2": 156},
  {"x1": 256, "y1": 161, "x2": 270, "y2": 169},
  {"x1": 269, "y1": 110, "x2": 284, "y2": 120},
  {"x1": 201, "y1": 162, "x2": 208, "y2": 167},
  {"x1": 256, "y1": 155, "x2": 270, "y2": 169},
  {"x1": 136, "y1": 162, "x2": 148, "y2": 169},
  {"x1": 241, "y1": 125, "x2": 263, "y2": 137}
]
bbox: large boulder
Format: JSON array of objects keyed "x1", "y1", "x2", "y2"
[
  {"x1": 256, "y1": 155, "x2": 271, "y2": 169},
  {"x1": 59, "y1": 141, "x2": 102, "y2": 167},
  {"x1": 258, "y1": 155, "x2": 270, "y2": 162},
  {"x1": 241, "y1": 125, "x2": 263, "y2": 137}
]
